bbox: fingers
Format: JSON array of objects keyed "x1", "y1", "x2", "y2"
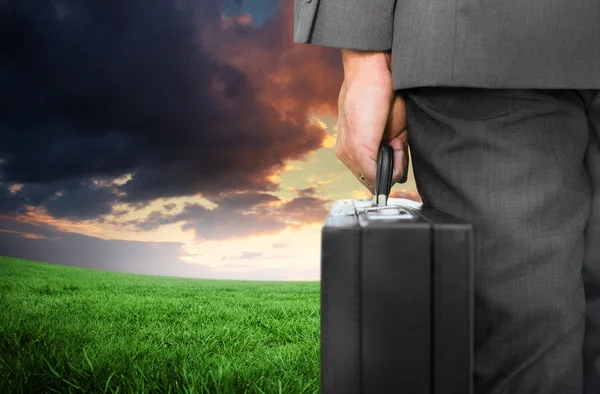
[
  {"x1": 334, "y1": 140, "x2": 377, "y2": 194},
  {"x1": 353, "y1": 143, "x2": 379, "y2": 194},
  {"x1": 335, "y1": 79, "x2": 402, "y2": 195}
]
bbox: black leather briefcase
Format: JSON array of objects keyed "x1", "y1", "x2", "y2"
[{"x1": 320, "y1": 143, "x2": 474, "y2": 394}]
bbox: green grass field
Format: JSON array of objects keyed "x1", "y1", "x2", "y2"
[{"x1": 0, "y1": 256, "x2": 321, "y2": 393}]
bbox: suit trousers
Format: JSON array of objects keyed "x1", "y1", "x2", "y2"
[{"x1": 401, "y1": 87, "x2": 600, "y2": 394}]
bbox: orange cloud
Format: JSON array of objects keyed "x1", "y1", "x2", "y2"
[
  {"x1": 1, "y1": 210, "x2": 104, "y2": 235},
  {"x1": 0, "y1": 229, "x2": 47, "y2": 239},
  {"x1": 202, "y1": 0, "x2": 343, "y2": 131}
]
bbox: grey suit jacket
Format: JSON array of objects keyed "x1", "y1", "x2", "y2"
[{"x1": 294, "y1": 0, "x2": 600, "y2": 90}]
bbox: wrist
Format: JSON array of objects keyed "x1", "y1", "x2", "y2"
[{"x1": 341, "y1": 49, "x2": 392, "y2": 83}]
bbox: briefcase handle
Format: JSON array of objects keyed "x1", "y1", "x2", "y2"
[
  {"x1": 373, "y1": 140, "x2": 410, "y2": 206},
  {"x1": 373, "y1": 142, "x2": 394, "y2": 206}
]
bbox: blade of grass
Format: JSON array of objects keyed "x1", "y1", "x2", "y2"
[
  {"x1": 83, "y1": 347, "x2": 94, "y2": 373},
  {"x1": 104, "y1": 370, "x2": 116, "y2": 394},
  {"x1": 42, "y1": 355, "x2": 83, "y2": 390}
]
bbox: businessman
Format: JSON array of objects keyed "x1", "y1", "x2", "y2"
[{"x1": 294, "y1": 1, "x2": 600, "y2": 393}]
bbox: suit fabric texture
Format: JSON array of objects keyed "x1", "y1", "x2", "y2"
[
  {"x1": 294, "y1": 0, "x2": 600, "y2": 90},
  {"x1": 294, "y1": 1, "x2": 600, "y2": 393},
  {"x1": 403, "y1": 87, "x2": 600, "y2": 394}
]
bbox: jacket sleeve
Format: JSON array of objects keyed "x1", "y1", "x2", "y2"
[{"x1": 293, "y1": 0, "x2": 397, "y2": 51}]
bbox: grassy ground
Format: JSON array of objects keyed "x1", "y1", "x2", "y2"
[{"x1": 0, "y1": 256, "x2": 321, "y2": 393}]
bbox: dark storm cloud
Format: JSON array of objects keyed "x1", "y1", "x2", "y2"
[
  {"x1": 0, "y1": 0, "x2": 326, "y2": 219},
  {"x1": 268, "y1": 195, "x2": 331, "y2": 223},
  {"x1": 0, "y1": 182, "x2": 64, "y2": 214},
  {"x1": 0, "y1": 184, "x2": 23, "y2": 214},
  {"x1": 0, "y1": 179, "x2": 117, "y2": 220},
  {"x1": 43, "y1": 179, "x2": 117, "y2": 220},
  {"x1": 133, "y1": 201, "x2": 288, "y2": 239},
  {"x1": 210, "y1": 191, "x2": 280, "y2": 210},
  {"x1": 132, "y1": 189, "x2": 331, "y2": 240}
]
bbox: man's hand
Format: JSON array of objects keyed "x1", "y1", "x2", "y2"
[{"x1": 334, "y1": 49, "x2": 408, "y2": 195}]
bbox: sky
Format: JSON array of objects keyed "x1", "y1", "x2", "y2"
[{"x1": 0, "y1": 0, "x2": 422, "y2": 281}]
